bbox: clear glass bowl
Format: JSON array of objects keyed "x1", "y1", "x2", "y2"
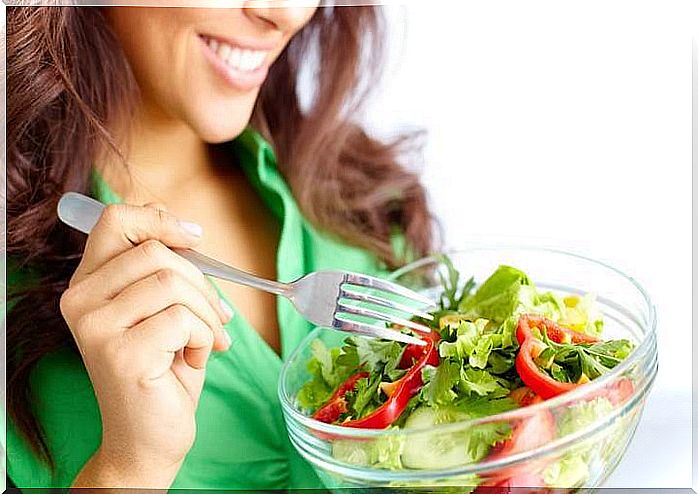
[{"x1": 279, "y1": 247, "x2": 658, "y2": 491}]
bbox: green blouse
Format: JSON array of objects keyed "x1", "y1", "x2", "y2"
[{"x1": 6, "y1": 129, "x2": 397, "y2": 490}]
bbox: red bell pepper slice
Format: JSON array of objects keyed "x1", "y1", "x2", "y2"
[
  {"x1": 313, "y1": 329, "x2": 440, "y2": 429},
  {"x1": 399, "y1": 328, "x2": 441, "y2": 368},
  {"x1": 343, "y1": 331, "x2": 440, "y2": 429},
  {"x1": 515, "y1": 315, "x2": 601, "y2": 400},
  {"x1": 515, "y1": 314, "x2": 600, "y2": 347},
  {"x1": 516, "y1": 315, "x2": 635, "y2": 404},
  {"x1": 312, "y1": 372, "x2": 369, "y2": 423}
]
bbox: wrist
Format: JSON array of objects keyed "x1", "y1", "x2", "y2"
[{"x1": 74, "y1": 446, "x2": 183, "y2": 489}]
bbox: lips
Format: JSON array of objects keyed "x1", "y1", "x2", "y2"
[
  {"x1": 198, "y1": 34, "x2": 274, "y2": 91},
  {"x1": 201, "y1": 35, "x2": 269, "y2": 73}
]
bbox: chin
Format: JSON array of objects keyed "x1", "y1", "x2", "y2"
[
  {"x1": 197, "y1": 123, "x2": 249, "y2": 144},
  {"x1": 190, "y1": 100, "x2": 257, "y2": 144}
]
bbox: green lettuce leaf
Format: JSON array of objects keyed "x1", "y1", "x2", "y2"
[
  {"x1": 421, "y1": 361, "x2": 460, "y2": 405},
  {"x1": 332, "y1": 431, "x2": 405, "y2": 470},
  {"x1": 439, "y1": 319, "x2": 487, "y2": 360},
  {"x1": 459, "y1": 265, "x2": 532, "y2": 323},
  {"x1": 543, "y1": 454, "x2": 590, "y2": 487},
  {"x1": 557, "y1": 397, "x2": 614, "y2": 437},
  {"x1": 296, "y1": 340, "x2": 343, "y2": 410},
  {"x1": 542, "y1": 397, "x2": 616, "y2": 488},
  {"x1": 458, "y1": 368, "x2": 509, "y2": 397},
  {"x1": 458, "y1": 264, "x2": 571, "y2": 325}
]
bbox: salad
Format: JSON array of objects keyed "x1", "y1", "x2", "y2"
[{"x1": 296, "y1": 258, "x2": 636, "y2": 490}]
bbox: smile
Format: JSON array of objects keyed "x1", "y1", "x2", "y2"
[
  {"x1": 202, "y1": 35, "x2": 269, "y2": 73},
  {"x1": 199, "y1": 34, "x2": 273, "y2": 91}
]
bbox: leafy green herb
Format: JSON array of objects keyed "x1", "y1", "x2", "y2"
[
  {"x1": 349, "y1": 375, "x2": 382, "y2": 419},
  {"x1": 436, "y1": 254, "x2": 476, "y2": 311},
  {"x1": 537, "y1": 330, "x2": 634, "y2": 382}
]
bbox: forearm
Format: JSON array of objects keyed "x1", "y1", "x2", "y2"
[{"x1": 71, "y1": 447, "x2": 182, "y2": 491}]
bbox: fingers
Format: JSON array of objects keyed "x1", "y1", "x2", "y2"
[
  {"x1": 61, "y1": 200, "x2": 234, "y2": 363},
  {"x1": 128, "y1": 304, "x2": 215, "y2": 373},
  {"x1": 72, "y1": 203, "x2": 203, "y2": 284},
  {"x1": 67, "y1": 239, "x2": 233, "y2": 335},
  {"x1": 101, "y1": 268, "x2": 230, "y2": 345}
]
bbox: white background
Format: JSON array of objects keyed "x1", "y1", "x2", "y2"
[
  {"x1": 364, "y1": 1, "x2": 695, "y2": 489},
  {"x1": 2, "y1": 0, "x2": 695, "y2": 489}
]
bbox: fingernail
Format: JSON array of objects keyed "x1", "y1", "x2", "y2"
[
  {"x1": 219, "y1": 298, "x2": 235, "y2": 322},
  {"x1": 178, "y1": 220, "x2": 203, "y2": 238},
  {"x1": 223, "y1": 330, "x2": 233, "y2": 348}
]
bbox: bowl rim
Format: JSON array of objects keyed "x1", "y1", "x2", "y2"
[{"x1": 278, "y1": 245, "x2": 658, "y2": 440}]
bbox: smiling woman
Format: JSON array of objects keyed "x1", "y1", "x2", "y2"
[{"x1": 5, "y1": 4, "x2": 434, "y2": 490}]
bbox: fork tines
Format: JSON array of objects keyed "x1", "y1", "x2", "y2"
[
  {"x1": 334, "y1": 273, "x2": 436, "y2": 345},
  {"x1": 343, "y1": 273, "x2": 436, "y2": 309},
  {"x1": 332, "y1": 318, "x2": 427, "y2": 347}
]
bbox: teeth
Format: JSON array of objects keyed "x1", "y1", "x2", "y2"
[
  {"x1": 230, "y1": 48, "x2": 242, "y2": 68},
  {"x1": 218, "y1": 43, "x2": 231, "y2": 61},
  {"x1": 206, "y1": 37, "x2": 267, "y2": 73}
]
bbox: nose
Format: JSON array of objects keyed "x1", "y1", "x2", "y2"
[{"x1": 243, "y1": 0, "x2": 318, "y2": 31}]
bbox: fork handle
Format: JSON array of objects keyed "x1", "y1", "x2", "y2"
[{"x1": 57, "y1": 192, "x2": 291, "y2": 297}]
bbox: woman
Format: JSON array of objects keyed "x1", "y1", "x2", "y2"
[{"x1": 6, "y1": 4, "x2": 434, "y2": 490}]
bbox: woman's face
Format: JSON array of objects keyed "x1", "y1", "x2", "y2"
[{"x1": 107, "y1": 3, "x2": 319, "y2": 143}]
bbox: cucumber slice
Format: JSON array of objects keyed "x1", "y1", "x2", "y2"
[{"x1": 402, "y1": 406, "x2": 472, "y2": 469}]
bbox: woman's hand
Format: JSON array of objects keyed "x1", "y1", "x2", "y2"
[{"x1": 60, "y1": 203, "x2": 233, "y2": 488}]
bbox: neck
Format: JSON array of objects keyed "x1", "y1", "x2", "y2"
[{"x1": 99, "y1": 103, "x2": 214, "y2": 204}]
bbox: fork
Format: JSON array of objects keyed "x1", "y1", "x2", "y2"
[{"x1": 57, "y1": 192, "x2": 434, "y2": 346}]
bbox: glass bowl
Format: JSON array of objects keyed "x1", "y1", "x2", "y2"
[{"x1": 279, "y1": 247, "x2": 658, "y2": 491}]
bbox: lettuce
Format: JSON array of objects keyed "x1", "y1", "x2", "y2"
[
  {"x1": 542, "y1": 397, "x2": 615, "y2": 487},
  {"x1": 332, "y1": 432, "x2": 405, "y2": 470},
  {"x1": 459, "y1": 266, "x2": 532, "y2": 323}
]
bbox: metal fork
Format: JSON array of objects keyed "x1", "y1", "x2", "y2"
[{"x1": 57, "y1": 192, "x2": 434, "y2": 346}]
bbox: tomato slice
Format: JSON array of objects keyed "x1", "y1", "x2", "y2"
[
  {"x1": 591, "y1": 377, "x2": 634, "y2": 407},
  {"x1": 475, "y1": 473, "x2": 550, "y2": 494},
  {"x1": 482, "y1": 388, "x2": 555, "y2": 486},
  {"x1": 487, "y1": 400, "x2": 555, "y2": 461}
]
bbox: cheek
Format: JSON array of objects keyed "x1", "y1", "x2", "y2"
[{"x1": 108, "y1": 10, "x2": 187, "y2": 106}]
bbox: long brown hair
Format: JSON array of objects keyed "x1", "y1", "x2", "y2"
[{"x1": 6, "y1": 6, "x2": 435, "y2": 465}]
